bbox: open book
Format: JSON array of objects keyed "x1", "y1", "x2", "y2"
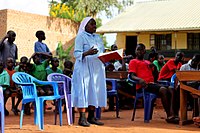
[{"x1": 98, "y1": 49, "x2": 123, "y2": 63}]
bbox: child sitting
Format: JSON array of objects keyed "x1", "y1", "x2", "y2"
[
  {"x1": 0, "y1": 60, "x2": 10, "y2": 116},
  {"x1": 46, "y1": 57, "x2": 63, "y2": 112},
  {"x1": 14, "y1": 56, "x2": 30, "y2": 115},
  {"x1": 28, "y1": 52, "x2": 52, "y2": 96},
  {"x1": 62, "y1": 59, "x2": 73, "y2": 113},
  {"x1": 14, "y1": 56, "x2": 29, "y2": 72},
  {"x1": 28, "y1": 52, "x2": 53, "y2": 111},
  {"x1": 5, "y1": 57, "x2": 22, "y2": 115},
  {"x1": 46, "y1": 57, "x2": 62, "y2": 75},
  {"x1": 63, "y1": 59, "x2": 73, "y2": 78}
]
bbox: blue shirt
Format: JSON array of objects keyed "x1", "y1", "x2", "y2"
[{"x1": 34, "y1": 41, "x2": 50, "y2": 53}]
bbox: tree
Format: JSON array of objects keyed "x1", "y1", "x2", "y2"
[
  {"x1": 49, "y1": 3, "x2": 86, "y2": 23},
  {"x1": 60, "y1": 0, "x2": 122, "y2": 18}
]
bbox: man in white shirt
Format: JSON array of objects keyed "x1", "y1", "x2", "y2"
[{"x1": 180, "y1": 54, "x2": 200, "y2": 125}]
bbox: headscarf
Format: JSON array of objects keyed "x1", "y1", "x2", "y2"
[{"x1": 78, "y1": 17, "x2": 92, "y2": 34}]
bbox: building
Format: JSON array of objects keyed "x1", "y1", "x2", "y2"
[
  {"x1": 97, "y1": 0, "x2": 200, "y2": 58},
  {"x1": 0, "y1": 9, "x2": 78, "y2": 60}
]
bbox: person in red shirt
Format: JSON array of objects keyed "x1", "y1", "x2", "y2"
[
  {"x1": 158, "y1": 52, "x2": 184, "y2": 81},
  {"x1": 129, "y1": 43, "x2": 178, "y2": 123}
]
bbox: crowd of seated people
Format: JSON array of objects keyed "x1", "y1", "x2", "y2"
[
  {"x1": 105, "y1": 44, "x2": 134, "y2": 110},
  {"x1": 0, "y1": 29, "x2": 199, "y2": 128},
  {"x1": 0, "y1": 30, "x2": 74, "y2": 116}
]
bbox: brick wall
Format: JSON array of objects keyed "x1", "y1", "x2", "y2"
[{"x1": 0, "y1": 9, "x2": 79, "y2": 61}]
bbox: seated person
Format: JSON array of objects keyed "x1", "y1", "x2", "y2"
[
  {"x1": 46, "y1": 57, "x2": 62, "y2": 75},
  {"x1": 111, "y1": 44, "x2": 129, "y2": 71},
  {"x1": 0, "y1": 60, "x2": 10, "y2": 116},
  {"x1": 63, "y1": 59, "x2": 73, "y2": 78},
  {"x1": 5, "y1": 57, "x2": 22, "y2": 115},
  {"x1": 106, "y1": 44, "x2": 134, "y2": 110},
  {"x1": 148, "y1": 46, "x2": 158, "y2": 63},
  {"x1": 14, "y1": 56, "x2": 29, "y2": 72},
  {"x1": 28, "y1": 52, "x2": 53, "y2": 112},
  {"x1": 28, "y1": 52, "x2": 52, "y2": 96},
  {"x1": 14, "y1": 56, "x2": 30, "y2": 115},
  {"x1": 153, "y1": 54, "x2": 165, "y2": 72},
  {"x1": 63, "y1": 59, "x2": 74, "y2": 113},
  {"x1": 129, "y1": 43, "x2": 178, "y2": 123},
  {"x1": 179, "y1": 54, "x2": 200, "y2": 114},
  {"x1": 158, "y1": 51, "x2": 184, "y2": 81},
  {"x1": 148, "y1": 54, "x2": 159, "y2": 83},
  {"x1": 46, "y1": 57, "x2": 63, "y2": 112}
]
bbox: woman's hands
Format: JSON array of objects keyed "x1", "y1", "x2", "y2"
[{"x1": 83, "y1": 46, "x2": 99, "y2": 57}]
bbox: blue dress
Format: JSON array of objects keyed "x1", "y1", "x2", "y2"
[{"x1": 71, "y1": 31, "x2": 107, "y2": 108}]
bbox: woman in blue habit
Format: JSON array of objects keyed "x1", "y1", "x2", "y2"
[{"x1": 71, "y1": 17, "x2": 107, "y2": 127}]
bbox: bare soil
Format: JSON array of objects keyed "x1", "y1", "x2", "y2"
[{"x1": 4, "y1": 100, "x2": 200, "y2": 133}]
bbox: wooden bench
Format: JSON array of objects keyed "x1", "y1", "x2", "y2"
[{"x1": 176, "y1": 71, "x2": 200, "y2": 126}]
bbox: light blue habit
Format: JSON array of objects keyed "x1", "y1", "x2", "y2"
[{"x1": 71, "y1": 30, "x2": 107, "y2": 108}]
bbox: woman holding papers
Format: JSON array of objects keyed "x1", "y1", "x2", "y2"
[{"x1": 71, "y1": 17, "x2": 106, "y2": 127}]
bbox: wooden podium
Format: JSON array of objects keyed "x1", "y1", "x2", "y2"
[{"x1": 176, "y1": 71, "x2": 200, "y2": 126}]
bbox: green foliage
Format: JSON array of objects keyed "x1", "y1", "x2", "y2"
[
  {"x1": 49, "y1": 3, "x2": 86, "y2": 23},
  {"x1": 49, "y1": 0, "x2": 134, "y2": 21},
  {"x1": 57, "y1": 0, "x2": 123, "y2": 18},
  {"x1": 56, "y1": 41, "x2": 74, "y2": 60},
  {"x1": 49, "y1": 0, "x2": 130, "y2": 59},
  {"x1": 56, "y1": 41, "x2": 74, "y2": 69}
]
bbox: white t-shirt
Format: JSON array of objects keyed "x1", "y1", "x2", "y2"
[{"x1": 180, "y1": 60, "x2": 198, "y2": 71}]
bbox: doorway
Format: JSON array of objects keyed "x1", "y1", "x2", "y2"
[{"x1": 125, "y1": 36, "x2": 137, "y2": 58}]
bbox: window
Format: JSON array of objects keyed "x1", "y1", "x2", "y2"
[
  {"x1": 187, "y1": 33, "x2": 200, "y2": 50},
  {"x1": 150, "y1": 34, "x2": 172, "y2": 50}
]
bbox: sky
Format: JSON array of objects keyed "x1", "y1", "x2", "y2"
[{"x1": 0, "y1": 0, "x2": 49, "y2": 16}]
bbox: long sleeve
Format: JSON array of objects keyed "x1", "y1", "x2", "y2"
[{"x1": 74, "y1": 35, "x2": 84, "y2": 61}]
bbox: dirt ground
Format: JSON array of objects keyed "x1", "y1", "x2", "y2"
[{"x1": 4, "y1": 100, "x2": 200, "y2": 133}]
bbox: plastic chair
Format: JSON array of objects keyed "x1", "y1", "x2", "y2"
[
  {"x1": 157, "y1": 73, "x2": 176, "y2": 88},
  {"x1": 96, "y1": 78, "x2": 119, "y2": 119},
  {"x1": 0, "y1": 86, "x2": 4, "y2": 133},
  {"x1": 47, "y1": 73, "x2": 73, "y2": 125},
  {"x1": 127, "y1": 74, "x2": 157, "y2": 123},
  {"x1": 12, "y1": 72, "x2": 62, "y2": 130},
  {"x1": 170, "y1": 73, "x2": 176, "y2": 87}
]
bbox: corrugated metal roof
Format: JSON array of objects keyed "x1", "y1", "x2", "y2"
[{"x1": 97, "y1": 0, "x2": 200, "y2": 33}]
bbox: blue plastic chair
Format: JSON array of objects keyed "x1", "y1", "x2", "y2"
[
  {"x1": 0, "y1": 86, "x2": 4, "y2": 133},
  {"x1": 47, "y1": 73, "x2": 73, "y2": 125},
  {"x1": 170, "y1": 73, "x2": 176, "y2": 87},
  {"x1": 157, "y1": 73, "x2": 176, "y2": 88},
  {"x1": 127, "y1": 74, "x2": 157, "y2": 123},
  {"x1": 12, "y1": 72, "x2": 62, "y2": 130},
  {"x1": 96, "y1": 78, "x2": 119, "y2": 119}
]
